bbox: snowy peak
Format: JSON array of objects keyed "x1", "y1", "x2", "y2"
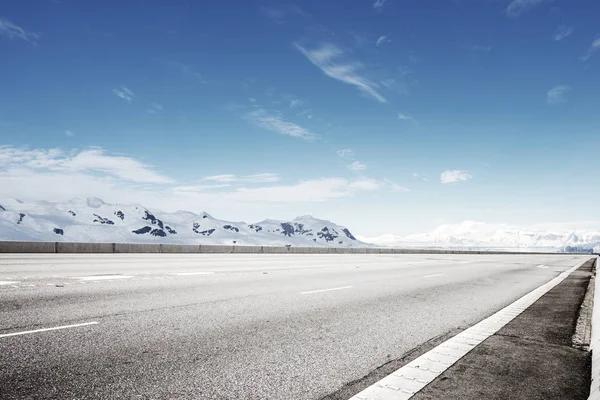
[
  {"x1": 359, "y1": 221, "x2": 600, "y2": 253},
  {"x1": 0, "y1": 198, "x2": 366, "y2": 248}
]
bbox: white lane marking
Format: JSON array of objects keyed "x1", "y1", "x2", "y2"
[
  {"x1": 0, "y1": 321, "x2": 99, "y2": 339},
  {"x1": 75, "y1": 275, "x2": 134, "y2": 281},
  {"x1": 423, "y1": 274, "x2": 444, "y2": 278},
  {"x1": 537, "y1": 265, "x2": 549, "y2": 269},
  {"x1": 348, "y1": 257, "x2": 591, "y2": 400},
  {"x1": 300, "y1": 286, "x2": 353, "y2": 295},
  {"x1": 0, "y1": 281, "x2": 19, "y2": 285},
  {"x1": 173, "y1": 272, "x2": 215, "y2": 276}
]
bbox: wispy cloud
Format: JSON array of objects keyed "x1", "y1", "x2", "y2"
[
  {"x1": 0, "y1": 146, "x2": 172, "y2": 184},
  {"x1": 170, "y1": 62, "x2": 207, "y2": 84},
  {"x1": 112, "y1": 87, "x2": 135, "y2": 103},
  {"x1": 373, "y1": 0, "x2": 389, "y2": 10},
  {"x1": 261, "y1": 5, "x2": 307, "y2": 25},
  {"x1": 146, "y1": 102, "x2": 163, "y2": 114},
  {"x1": 547, "y1": 85, "x2": 570, "y2": 104},
  {"x1": 470, "y1": 45, "x2": 492, "y2": 53},
  {"x1": 440, "y1": 170, "x2": 472, "y2": 184},
  {"x1": 0, "y1": 17, "x2": 40, "y2": 44},
  {"x1": 383, "y1": 178, "x2": 410, "y2": 192},
  {"x1": 506, "y1": 0, "x2": 544, "y2": 17},
  {"x1": 376, "y1": 35, "x2": 391, "y2": 47},
  {"x1": 283, "y1": 95, "x2": 304, "y2": 109},
  {"x1": 581, "y1": 38, "x2": 600, "y2": 62},
  {"x1": 295, "y1": 43, "x2": 387, "y2": 103},
  {"x1": 202, "y1": 173, "x2": 280, "y2": 184},
  {"x1": 348, "y1": 161, "x2": 367, "y2": 171},
  {"x1": 398, "y1": 113, "x2": 418, "y2": 123},
  {"x1": 553, "y1": 25, "x2": 573, "y2": 41},
  {"x1": 64, "y1": 130, "x2": 75, "y2": 137},
  {"x1": 246, "y1": 108, "x2": 317, "y2": 141},
  {"x1": 337, "y1": 149, "x2": 354, "y2": 158},
  {"x1": 262, "y1": 7, "x2": 285, "y2": 24},
  {"x1": 412, "y1": 173, "x2": 429, "y2": 181}
]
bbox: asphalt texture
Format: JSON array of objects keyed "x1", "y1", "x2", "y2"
[
  {"x1": 412, "y1": 258, "x2": 595, "y2": 400},
  {"x1": 0, "y1": 253, "x2": 592, "y2": 399}
]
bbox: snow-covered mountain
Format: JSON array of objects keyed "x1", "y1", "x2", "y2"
[
  {"x1": 357, "y1": 221, "x2": 600, "y2": 253},
  {"x1": 0, "y1": 198, "x2": 366, "y2": 247}
]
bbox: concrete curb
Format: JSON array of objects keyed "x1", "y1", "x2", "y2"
[
  {"x1": 588, "y1": 257, "x2": 600, "y2": 400},
  {"x1": 0, "y1": 241, "x2": 593, "y2": 255}
]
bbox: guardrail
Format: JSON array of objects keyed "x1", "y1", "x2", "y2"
[{"x1": 0, "y1": 240, "x2": 590, "y2": 255}]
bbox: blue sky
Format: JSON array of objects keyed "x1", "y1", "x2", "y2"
[{"x1": 0, "y1": 0, "x2": 599, "y2": 236}]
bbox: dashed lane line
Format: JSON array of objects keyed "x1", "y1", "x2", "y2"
[
  {"x1": 173, "y1": 272, "x2": 215, "y2": 276},
  {"x1": 0, "y1": 321, "x2": 99, "y2": 339},
  {"x1": 300, "y1": 286, "x2": 353, "y2": 295},
  {"x1": 423, "y1": 274, "x2": 444, "y2": 278},
  {"x1": 75, "y1": 275, "x2": 134, "y2": 281}
]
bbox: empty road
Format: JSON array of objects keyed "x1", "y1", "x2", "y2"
[{"x1": 0, "y1": 253, "x2": 591, "y2": 399}]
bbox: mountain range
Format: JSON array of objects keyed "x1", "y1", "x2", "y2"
[
  {"x1": 0, "y1": 198, "x2": 365, "y2": 248},
  {"x1": 1, "y1": 198, "x2": 598, "y2": 253},
  {"x1": 357, "y1": 221, "x2": 600, "y2": 253}
]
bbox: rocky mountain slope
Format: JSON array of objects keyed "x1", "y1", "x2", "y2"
[{"x1": 0, "y1": 198, "x2": 366, "y2": 247}]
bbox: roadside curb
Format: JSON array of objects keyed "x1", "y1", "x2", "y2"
[{"x1": 588, "y1": 257, "x2": 600, "y2": 400}]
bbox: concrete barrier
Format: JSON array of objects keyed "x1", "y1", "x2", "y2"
[
  {"x1": 352, "y1": 248, "x2": 368, "y2": 254},
  {"x1": 0, "y1": 241, "x2": 590, "y2": 256},
  {"x1": 262, "y1": 246, "x2": 290, "y2": 254},
  {"x1": 335, "y1": 248, "x2": 352, "y2": 254},
  {"x1": 56, "y1": 242, "x2": 113, "y2": 253},
  {"x1": 114, "y1": 243, "x2": 161, "y2": 253},
  {"x1": 0, "y1": 241, "x2": 56, "y2": 253},
  {"x1": 160, "y1": 244, "x2": 201, "y2": 253},
  {"x1": 233, "y1": 246, "x2": 263, "y2": 253},
  {"x1": 289, "y1": 247, "x2": 312, "y2": 254},
  {"x1": 200, "y1": 245, "x2": 235, "y2": 253}
]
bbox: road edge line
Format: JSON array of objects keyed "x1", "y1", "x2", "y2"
[
  {"x1": 348, "y1": 257, "x2": 593, "y2": 400},
  {"x1": 588, "y1": 256, "x2": 600, "y2": 400}
]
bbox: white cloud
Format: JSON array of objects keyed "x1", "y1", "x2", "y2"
[
  {"x1": 289, "y1": 98, "x2": 303, "y2": 108},
  {"x1": 506, "y1": 0, "x2": 545, "y2": 17},
  {"x1": 146, "y1": 102, "x2": 163, "y2": 114},
  {"x1": 581, "y1": 38, "x2": 600, "y2": 62},
  {"x1": 412, "y1": 173, "x2": 429, "y2": 181},
  {"x1": 230, "y1": 178, "x2": 383, "y2": 203},
  {"x1": 383, "y1": 178, "x2": 409, "y2": 192},
  {"x1": 337, "y1": 149, "x2": 354, "y2": 158},
  {"x1": 373, "y1": 0, "x2": 389, "y2": 10},
  {"x1": 203, "y1": 173, "x2": 280, "y2": 184},
  {"x1": 295, "y1": 43, "x2": 387, "y2": 103},
  {"x1": 172, "y1": 184, "x2": 231, "y2": 192},
  {"x1": 376, "y1": 35, "x2": 390, "y2": 47},
  {"x1": 0, "y1": 146, "x2": 409, "y2": 224},
  {"x1": 547, "y1": 85, "x2": 570, "y2": 104},
  {"x1": 553, "y1": 25, "x2": 573, "y2": 41},
  {"x1": 0, "y1": 146, "x2": 172, "y2": 184},
  {"x1": 246, "y1": 108, "x2": 317, "y2": 141},
  {"x1": 398, "y1": 113, "x2": 418, "y2": 123},
  {"x1": 440, "y1": 170, "x2": 472, "y2": 184},
  {"x1": 64, "y1": 130, "x2": 75, "y2": 137},
  {"x1": 112, "y1": 87, "x2": 135, "y2": 103},
  {"x1": 262, "y1": 7, "x2": 286, "y2": 24},
  {"x1": 0, "y1": 17, "x2": 40, "y2": 44},
  {"x1": 347, "y1": 161, "x2": 367, "y2": 171},
  {"x1": 170, "y1": 62, "x2": 207, "y2": 84}
]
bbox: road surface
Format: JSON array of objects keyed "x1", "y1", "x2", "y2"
[{"x1": 0, "y1": 253, "x2": 590, "y2": 399}]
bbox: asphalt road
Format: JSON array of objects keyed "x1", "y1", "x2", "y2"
[{"x1": 0, "y1": 253, "x2": 591, "y2": 399}]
